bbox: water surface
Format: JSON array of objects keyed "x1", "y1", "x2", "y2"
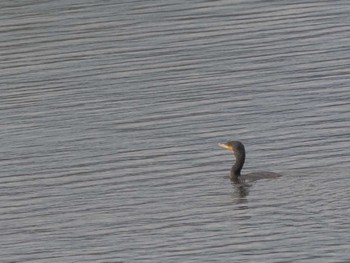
[{"x1": 0, "y1": 1, "x2": 350, "y2": 262}]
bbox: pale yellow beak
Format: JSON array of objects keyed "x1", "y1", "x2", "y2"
[{"x1": 218, "y1": 143, "x2": 233, "y2": 151}]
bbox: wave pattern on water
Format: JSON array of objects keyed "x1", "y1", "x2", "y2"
[{"x1": 0, "y1": 1, "x2": 350, "y2": 262}]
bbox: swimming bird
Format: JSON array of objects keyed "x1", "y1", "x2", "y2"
[{"x1": 218, "y1": 141, "x2": 281, "y2": 183}]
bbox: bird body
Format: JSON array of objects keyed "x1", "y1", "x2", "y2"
[{"x1": 218, "y1": 141, "x2": 281, "y2": 182}]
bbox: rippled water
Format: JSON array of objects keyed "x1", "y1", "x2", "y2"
[{"x1": 1, "y1": 1, "x2": 350, "y2": 262}]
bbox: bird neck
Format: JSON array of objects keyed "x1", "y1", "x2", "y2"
[{"x1": 230, "y1": 151, "x2": 245, "y2": 178}]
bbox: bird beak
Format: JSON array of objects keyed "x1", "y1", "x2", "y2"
[{"x1": 218, "y1": 143, "x2": 232, "y2": 151}]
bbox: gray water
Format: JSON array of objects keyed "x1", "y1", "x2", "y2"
[{"x1": 1, "y1": 1, "x2": 350, "y2": 262}]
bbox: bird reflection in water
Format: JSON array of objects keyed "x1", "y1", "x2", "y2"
[{"x1": 231, "y1": 179, "x2": 250, "y2": 204}]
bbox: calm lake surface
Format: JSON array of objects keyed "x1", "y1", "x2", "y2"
[{"x1": 1, "y1": 1, "x2": 350, "y2": 262}]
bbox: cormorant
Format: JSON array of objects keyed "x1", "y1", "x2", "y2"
[{"x1": 218, "y1": 141, "x2": 281, "y2": 183}]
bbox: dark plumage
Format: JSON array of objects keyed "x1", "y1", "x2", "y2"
[{"x1": 218, "y1": 140, "x2": 281, "y2": 182}]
